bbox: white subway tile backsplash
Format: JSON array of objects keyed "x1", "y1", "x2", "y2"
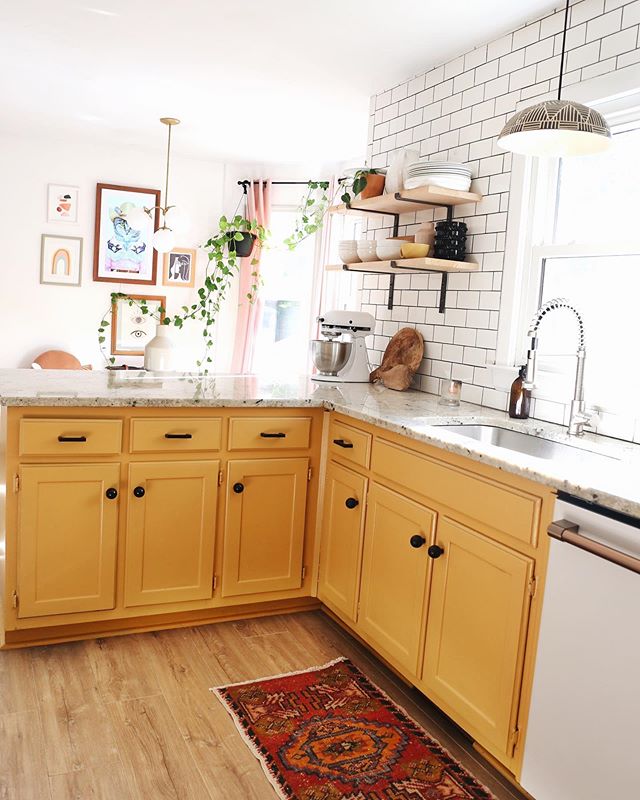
[{"x1": 362, "y1": 0, "x2": 639, "y2": 436}]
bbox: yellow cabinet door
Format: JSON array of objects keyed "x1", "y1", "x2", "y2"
[
  {"x1": 222, "y1": 458, "x2": 308, "y2": 597},
  {"x1": 422, "y1": 517, "x2": 534, "y2": 756},
  {"x1": 318, "y1": 462, "x2": 367, "y2": 622},
  {"x1": 358, "y1": 483, "x2": 436, "y2": 675},
  {"x1": 125, "y1": 460, "x2": 219, "y2": 607},
  {"x1": 17, "y1": 463, "x2": 120, "y2": 618}
]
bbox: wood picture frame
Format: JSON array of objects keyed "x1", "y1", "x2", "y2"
[
  {"x1": 93, "y1": 183, "x2": 161, "y2": 285},
  {"x1": 163, "y1": 247, "x2": 197, "y2": 288},
  {"x1": 110, "y1": 294, "x2": 166, "y2": 356}
]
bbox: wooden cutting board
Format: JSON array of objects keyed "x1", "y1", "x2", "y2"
[{"x1": 370, "y1": 327, "x2": 424, "y2": 390}]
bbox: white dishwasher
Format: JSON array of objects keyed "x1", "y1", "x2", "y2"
[{"x1": 521, "y1": 492, "x2": 640, "y2": 800}]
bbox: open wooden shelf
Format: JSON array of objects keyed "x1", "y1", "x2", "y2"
[
  {"x1": 325, "y1": 257, "x2": 478, "y2": 275},
  {"x1": 329, "y1": 185, "x2": 482, "y2": 217}
]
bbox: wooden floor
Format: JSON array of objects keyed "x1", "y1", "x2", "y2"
[{"x1": 0, "y1": 610, "x2": 528, "y2": 800}]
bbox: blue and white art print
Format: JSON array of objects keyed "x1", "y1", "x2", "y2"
[{"x1": 93, "y1": 183, "x2": 160, "y2": 284}]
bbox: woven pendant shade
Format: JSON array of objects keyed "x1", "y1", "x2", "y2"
[{"x1": 497, "y1": 1, "x2": 612, "y2": 157}]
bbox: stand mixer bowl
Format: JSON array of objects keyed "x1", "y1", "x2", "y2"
[{"x1": 310, "y1": 340, "x2": 352, "y2": 376}]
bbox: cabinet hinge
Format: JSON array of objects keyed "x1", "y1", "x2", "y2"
[
  {"x1": 13, "y1": 474, "x2": 19, "y2": 493},
  {"x1": 212, "y1": 575, "x2": 218, "y2": 591},
  {"x1": 218, "y1": 470, "x2": 224, "y2": 487},
  {"x1": 307, "y1": 467, "x2": 312, "y2": 482},
  {"x1": 510, "y1": 726, "x2": 521, "y2": 752},
  {"x1": 11, "y1": 590, "x2": 18, "y2": 609},
  {"x1": 528, "y1": 575, "x2": 537, "y2": 598},
  {"x1": 301, "y1": 566, "x2": 307, "y2": 581}
]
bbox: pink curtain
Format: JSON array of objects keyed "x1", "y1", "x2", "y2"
[{"x1": 231, "y1": 180, "x2": 271, "y2": 373}]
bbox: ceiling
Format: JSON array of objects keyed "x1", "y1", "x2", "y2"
[{"x1": 1, "y1": 0, "x2": 556, "y2": 164}]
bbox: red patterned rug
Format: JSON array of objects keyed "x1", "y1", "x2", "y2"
[{"x1": 212, "y1": 657, "x2": 496, "y2": 800}]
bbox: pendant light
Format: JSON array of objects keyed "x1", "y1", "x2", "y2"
[
  {"x1": 498, "y1": 0, "x2": 611, "y2": 157},
  {"x1": 125, "y1": 117, "x2": 190, "y2": 253}
]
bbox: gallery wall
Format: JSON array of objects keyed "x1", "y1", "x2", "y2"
[{"x1": 0, "y1": 132, "x2": 229, "y2": 370}]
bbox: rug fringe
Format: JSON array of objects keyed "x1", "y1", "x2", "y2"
[{"x1": 209, "y1": 655, "x2": 347, "y2": 692}]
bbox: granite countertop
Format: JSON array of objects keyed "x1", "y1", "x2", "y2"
[{"x1": 1, "y1": 368, "x2": 639, "y2": 518}]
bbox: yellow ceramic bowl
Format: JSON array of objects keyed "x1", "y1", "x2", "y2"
[{"x1": 400, "y1": 243, "x2": 430, "y2": 259}]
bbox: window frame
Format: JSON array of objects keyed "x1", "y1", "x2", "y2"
[{"x1": 496, "y1": 69, "x2": 640, "y2": 421}]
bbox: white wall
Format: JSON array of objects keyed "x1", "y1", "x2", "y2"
[{"x1": 0, "y1": 132, "x2": 231, "y2": 370}]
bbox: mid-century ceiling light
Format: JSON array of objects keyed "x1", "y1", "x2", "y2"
[
  {"x1": 125, "y1": 117, "x2": 189, "y2": 252},
  {"x1": 498, "y1": 0, "x2": 611, "y2": 157}
]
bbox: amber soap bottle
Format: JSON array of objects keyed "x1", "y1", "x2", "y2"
[{"x1": 509, "y1": 365, "x2": 531, "y2": 419}]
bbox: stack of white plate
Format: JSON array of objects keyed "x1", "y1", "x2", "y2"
[{"x1": 404, "y1": 161, "x2": 472, "y2": 191}]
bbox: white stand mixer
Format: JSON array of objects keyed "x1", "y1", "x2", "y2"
[{"x1": 310, "y1": 310, "x2": 375, "y2": 382}]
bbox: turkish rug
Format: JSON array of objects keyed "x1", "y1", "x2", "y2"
[{"x1": 211, "y1": 656, "x2": 496, "y2": 800}]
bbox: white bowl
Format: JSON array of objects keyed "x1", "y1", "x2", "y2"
[
  {"x1": 338, "y1": 244, "x2": 360, "y2": 264},
  {"x1": 404, "y1": 175, "x2": 472, "y2": 191},
  {"x1": 357, "y1": 240, "x2": 379, "y2": 262},
  {"x1": 376, "y1": 240, "x2": 403, "y2": 260}
]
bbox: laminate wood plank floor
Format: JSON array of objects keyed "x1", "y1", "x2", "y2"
[{"x1": 0, "y1": 611, "x2": 529, "y2": 800}]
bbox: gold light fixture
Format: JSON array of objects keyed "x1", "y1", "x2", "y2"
[
  {"x1": 498, "y1": 0, "x2": 612, "y2": 157},
  {"x1": 125, "y1": 117, "x2": 190, "y2": 252}
]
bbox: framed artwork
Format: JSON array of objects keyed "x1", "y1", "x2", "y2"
[
  {"x1": 93, "y1": 183, "x2": 161, "y2": 285},
  {"x1": 163, "y1": 247, "x2": 197, "y2": 288},
  {"x1": 47, "y1": 184, "x2": 79, "y2": 223},
  {"x1": 111, "y1": 294, "x2": 166, "y2": 355},
  {"x1": 40, "y1": 234, "x2": 83, "y2": 286}
]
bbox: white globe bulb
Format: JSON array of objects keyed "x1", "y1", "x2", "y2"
[
  {"x1": 152, "y1": 227, "x2": 176, "y2": 253},
  {"x1": 164, "y1": 205, "x2": 190, "y2": 234},
  {"x1": 125, "y1": 206, "x2": 151, "y2": 230}
]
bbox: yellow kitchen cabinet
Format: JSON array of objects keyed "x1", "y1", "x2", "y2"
[
  {"x1": 358, "y1": 483, "x2": 436, "y2": 675},
  {"x1": 318, "y1": 462, "x2": 367, "y2": 622},
  {"x1": 421, "y1": 517, "x2": 534, "y2": 756},
  {"x1": 222, "y1": 458, "x2": 308, "y2": 597},
  {"x1": 124, "y1": 460, "x2": 219, "y2": 607},
  {"x1": 17, "y1": 463, "x2": 120, "y2": 617}
]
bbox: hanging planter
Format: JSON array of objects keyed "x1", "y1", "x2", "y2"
[{"x1": 228, "y1": 231, "x2": 257, "y2": 258}]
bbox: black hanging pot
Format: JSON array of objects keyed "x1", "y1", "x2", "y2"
[{"x1": 228, "y1": 232, "x2": 256, "y2": 258}]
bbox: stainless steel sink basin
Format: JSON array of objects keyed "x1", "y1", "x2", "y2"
[{"x1": 434, "y1": 424, "x2": 617, "y2": 462}]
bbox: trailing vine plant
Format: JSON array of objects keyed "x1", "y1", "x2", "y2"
[{"x1": 98, "y1": 215, "x2": 267, "y2": 372}]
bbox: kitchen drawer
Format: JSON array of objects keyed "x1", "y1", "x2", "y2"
[
  {"x1": 19, "y1": 418, "x2": 123, "y2": 457},
  {"x1": 130, "y1": 417, "x2": 222, "y2": 453},
  {"x1": 328, "y1": 419, "x2": 371, "y2": 469},
  {"x1": 228, "y1": 417, "x2": 311, "y2": 450},
  {"x1": 371, "y1": 438, "x2": 540, "y2": 546}
]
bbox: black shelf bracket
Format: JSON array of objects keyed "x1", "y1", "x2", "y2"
[{"x1": 345, "y1": 196, "x2": 460, "y2": 312}]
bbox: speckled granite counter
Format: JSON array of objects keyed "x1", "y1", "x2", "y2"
[{"x1": 2, "y1": 368, "x2": 639, "y2": 517}]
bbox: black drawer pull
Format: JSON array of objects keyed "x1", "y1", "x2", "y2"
[
  {"x1": 58, "y1": 435, "x2": 87, "y2": 443},
  {"x1": 333, "y1": 438, "x2": 354, "y2": 449},
  {"x1": 260, "y1": 432, "x2": 286, "y2": 438},
  {"x1": 164, "y1": 433, "x2": 193, "y2": 439}
]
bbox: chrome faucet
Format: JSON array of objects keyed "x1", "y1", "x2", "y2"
[{"x1": 523, "y1": 298, "x2": 594, "y2": 436}]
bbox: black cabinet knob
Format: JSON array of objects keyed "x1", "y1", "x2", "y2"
[
  {"x1": 345, "y1": 497, "x2": 359, "y2": 509},
  {"x1": 233, "y1": 482, "x2": 245, "y2": 494},
  {"x1": 133, "y1": 486, "x2": 145, "y2": 498},
  {"x1": 105, "y1": 488, "x2": 118, "y2": 500},
  {"x1": 428, "y1": 544, "x2": 445, "y2": 559},
  {"x1": 410, "y1": 535, "x2": 426, "y2": 548}
]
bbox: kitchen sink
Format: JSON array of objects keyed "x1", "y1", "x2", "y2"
[{"x1": 434, "y1": 424, "x2": 618, "y2": 462}]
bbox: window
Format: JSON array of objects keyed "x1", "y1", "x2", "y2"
[{"x1": 511, "y1": 118, "x2": 640, "y2": 437}]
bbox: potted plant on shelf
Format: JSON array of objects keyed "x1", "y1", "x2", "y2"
[
  {"x1": 340, "y1": 168, "x2": 385, "y2": 205},
  {"x1": 98, "y1": 214, "x2": 268, "y2": 372}
]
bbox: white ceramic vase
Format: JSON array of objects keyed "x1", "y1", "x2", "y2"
[{"x1": 144, "y1": 324, "x2": 178, "y2": 373}]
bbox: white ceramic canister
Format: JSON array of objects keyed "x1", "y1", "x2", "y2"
[{"x1": 144, "y1": 324, "x2": 178, "y2": 372}]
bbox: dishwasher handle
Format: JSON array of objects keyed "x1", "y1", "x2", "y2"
[{"x1": 548, "y1": 519, "x2": 640, "y2": 576}]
